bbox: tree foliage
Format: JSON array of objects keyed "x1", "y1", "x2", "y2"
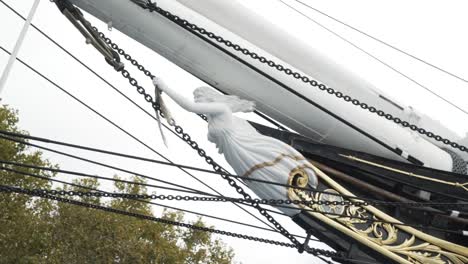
[{"x1": 0, "y1": 105, "x2": 235, "y2": 264}]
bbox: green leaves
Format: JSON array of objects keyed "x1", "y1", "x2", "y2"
[{"x1": 0, "y1": 105, "x2": 235, "y2": 264}]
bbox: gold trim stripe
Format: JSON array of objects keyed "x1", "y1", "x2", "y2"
[
  {"x1": 340, "y1": 154, "x2": 468, "y2": 192},
  {"x1": 242, "y1": 154, "x2": 305, "y2": 177}
]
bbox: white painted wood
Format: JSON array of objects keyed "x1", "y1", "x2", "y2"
[
  {"x1": 155, "y1": 76, "x2": 317, "y2": 216},
  {"x1": 176, "y1": 0, "x2": 463, "y2": 152},
  {"x1": 70, "y1": 0, "x2": 454, "y2": 171},
  {"x1": 0, "y1": 0, "x2": 41, "y2": 95}
]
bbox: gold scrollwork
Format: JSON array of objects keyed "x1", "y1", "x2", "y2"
[
  {"x1": 386, "y1": 236, "x2": 468, "y2": 264},
  {"x1": 317, "y1": 189, "x2": 345, "y2": 219},
  {"x1": 288, "y1": 164, "x2": 468, "y2": 264}
]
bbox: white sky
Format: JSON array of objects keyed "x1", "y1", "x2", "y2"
[{"x1": 0, "y1": 0, "x2": 467, "y2": 263}]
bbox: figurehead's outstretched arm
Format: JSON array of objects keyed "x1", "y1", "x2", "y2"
[{"x1": 153, "y1": 77, "x2": 230, "y2": 115}]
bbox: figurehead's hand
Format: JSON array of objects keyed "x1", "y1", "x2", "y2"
[{"x1": 152, "y1": 77, "x2": 167, "y2": 92}]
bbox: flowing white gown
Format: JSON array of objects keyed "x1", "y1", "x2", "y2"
[
  {"x1": 207, "y1": 113, "x2": 318, "y2": 216},
  {"x1": 152, "y1": 77, "x2": 318, "y2": 216}
]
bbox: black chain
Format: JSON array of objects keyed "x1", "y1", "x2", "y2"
[
  {"x1": 93, "y1": 25, "x2": 468, "y2": 253},
  {"x1": 97, "y1": 28, "x2": 210, "y2": 122},
  {"x1": 3, "y1": 186, "x2": 464, "y2": 235},
  {"x1": 131, "y1": 1, "x2": 468, "y2": 154},
  {"x1": 0, "y1": 184, "x2": 338, "y2": 258},
  {"x1": 47, "y1": 1, "x2": 464, "y2": 260},
  {"x1": 93, "y1": 29, "x2": 308, "y2": 251},
  {"x1": 85, "y1": 2, "x2": 463, "y2": 255},
  {"x1": 12, "y1": 187, "x2": 467, "y2": 209}
]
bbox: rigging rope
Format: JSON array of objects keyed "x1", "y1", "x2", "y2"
[
  {"x1": 93, "y1": 29, "x2": 468, "y2": 246},
  {"x1": 2, "y1": 160, "x2": 467, "y2": 208},
  {"x1": 1, "y1": 142, "x2": 467, "y2": 229},
  {"x1": 2, "y1": 0, "x2": 462, "y2": 257},
  {"x1": 0, "y1": 164, "x2": 311, "y2": 240},
  {"x1": 82, "y1": 29, "x2": 306, "y2": 249},
  {"x1": 0, "y1": 181, "x2": 465, "y2": 236},
  {"x1": 341, "y1": 154, "x2": 468, "y2": 192},
  {"x1": 1, "y1": 0, "x2": 290, "y2": 133},
  {"x1": 0, "y1": 131, "x2": 447, "y2": 206},
  {"x1": 0, "y1": 183, "x2": 341, "y2": 258},
  {"x1": 0, "y1": 134, "x2": 312, "y2": 239},
  {"x1": 0, "y1": 0, "x2": 283, "y2": 195},
  {"x1": 10, "y1": 134, "x2": 468, "y2": 240},
  {"x1": 278, "y1": 0, "x2": 468, "y2": 117},
  {"x1": 0, "y1": 44, "x2": 278, "y2": 232},
  {"x1": 0, "y1": 134, "x2": 211, "y2": 195},
  {"x1": 290, "y1": 0, "x2": 468, "y2": 84},
  {"x1": 47, "y1": 1, "x2": 468, "y2": 255},
  {"x1": 2, "y1": 130, "x2": 467, "y2": 208},
  {"x1": 4, "y1": 3, "x2": 462, "y2": 261},
  {"x1": 0, "y1": 0, "x2": 288, "y2": 232},
  {"x1": 0, "y1": 160, "x2": 211, "y2": 196}
]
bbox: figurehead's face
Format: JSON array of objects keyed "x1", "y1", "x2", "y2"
[
  {"x1": 193, "y1": 87, "x2": 255, "y2": 113},
  {"x1": 193, "y1": 87, "x2": 216, "y2": 103}
]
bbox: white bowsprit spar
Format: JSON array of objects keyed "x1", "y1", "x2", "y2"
[{"x1": 68, "y1": 0, "x2": 465, "y2": 172}]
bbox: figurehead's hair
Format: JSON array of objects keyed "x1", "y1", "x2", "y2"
[{"x1": 193, "y1": 87, "x2": 255, "y2": 113}]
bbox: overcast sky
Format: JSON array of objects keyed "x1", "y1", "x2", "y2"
[{"x1": 1, "y1": 0, "x2": 467, "y2": 263}]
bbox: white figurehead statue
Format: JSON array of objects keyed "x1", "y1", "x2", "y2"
[{"x1": 153, "y1": 77, "x2": 318, "y2": 216}]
